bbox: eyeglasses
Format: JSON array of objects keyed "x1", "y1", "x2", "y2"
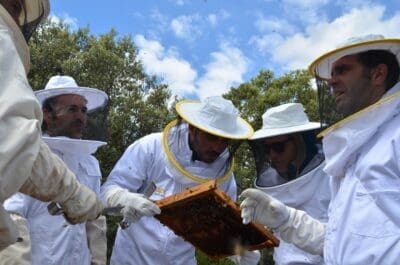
[{"x1": 264, "y1": 137, "x2": 293, "y2": 154}]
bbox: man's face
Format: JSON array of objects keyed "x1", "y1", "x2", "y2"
[
  {"x1": 329, "y1": 55, "x2": 381, "y2": 116},
  {"x1": 44, "y1": 94, "x2": 88, "y2": 139},
  {"x1": 189, "y1": 126, "x2": 230, "y2": 164},
  {"x1": 264, "y1": 134, "x2": 296, "y2": 175}
]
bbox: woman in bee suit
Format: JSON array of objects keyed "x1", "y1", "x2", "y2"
[
  {"x1": 248, "y1": 103, "x2": 330, "y2": 265},
  {"x1": 101, "y1": 96, "x2": 260, "y2": 265},
  {"x1": 0, "y1": 0, "x2": 103, "y2": 251}
]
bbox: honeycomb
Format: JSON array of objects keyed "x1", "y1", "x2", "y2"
[{"x1": 154, "y1": 180, "x2": 279, "y2": 260}]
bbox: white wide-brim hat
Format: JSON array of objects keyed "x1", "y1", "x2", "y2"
[
  {"x1": 250, "y1": 103, "x2": 320, "y2": 140},
  {"x1": 309, "y1": 35, "x2": 400, "y2": 80},
  {"x1": 35, "y1": 75, "x2": 108, "y2": 111},
  {"x1": 176, "y1": 96, "x2": 254, "y2": 140}
]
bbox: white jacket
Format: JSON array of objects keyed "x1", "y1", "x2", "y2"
[
  {"x1": 101, "y1": 124, "x2": 237, "y2": 265},
  {"x1": 3, "y1": 137, "x2": 106, "y2": 265},
  {"x1": 0, "y1": 4, "x2": 103, "y2": 249},
  {"x1": 322, "y1": 82, "x2": 400, "y2": 264},
  {"x1": 255, "y1": 154, "x2": 330, "y2": 265},
  {"x1": 0, "y1": 3, "x2": 41, "y2": 204}
]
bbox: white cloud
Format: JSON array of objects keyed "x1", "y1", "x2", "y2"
[
  {"x1": 281, "y1": 0, "x2": 330, "y2": 25},
  {"x1": 282, "y1": 0, "x2": 329, "y2": 8},
  {"x1": 336, "y1": 0, "x2": 374, "y2": 11},
  {"x1": 49, "y1": 13, "x2": 78, "y2": 30},
  {"x1": 251, "y1": 5, "x2": 400, "y2": 72},
  {"x1": 134, "y1": 35, "x2": 248, "y2": 99},
  {"x1": 196, "y1": 43, "x2": 249, "y2": 99},
  {"x1": 134, "y1": 35, "x2": 197, "y2": 97},
  {"x1": 170, "y1": 14, "x2": 202, "y2": 41},
  {"x1": 207, "y1": 9, "x2": 230, "y2": 27},
  {"x1": 208, "y1": 14, "x2": 218, "y2": 27}
]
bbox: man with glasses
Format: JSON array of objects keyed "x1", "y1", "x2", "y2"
[
  {"x1": 248, "y1": 103, "x2": 329, "y2": 264},
  {"x1": 1, "y1": 75, "x2": 109, "y2": 264},
  {"x1": 0, "y1": 0, "x2": 103, "y2": 251}
]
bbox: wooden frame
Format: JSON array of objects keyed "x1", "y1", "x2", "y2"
[{"x1": 154, "y1": 180, "x2": 279, "y2": 260}]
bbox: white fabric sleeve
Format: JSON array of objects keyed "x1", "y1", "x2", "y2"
[
  {"x1": 0, "y1": 13, "x2": 42, "y2": 203},
  {"x1": 240, "y1": 188, "x2": 325, "y2": 255},
  {"x1": 277, "y1": 208, "x2": 325, "y2": 255},
  {"x1": 19, "y1": 141, "x2": 104, "y2": 224},
  {"x1": 0, "y1": 213, "x2": 31, "y2": 265},
  {"x1": 86, "y1": 216, "x2": 107, "y2": 265}
]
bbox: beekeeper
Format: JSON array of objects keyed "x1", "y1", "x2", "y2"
[
  {"x1": 240, "y1": 36, "x2": 400, "y2": 264},
  {"x1": 1, "y1": 75, "x2": 108, "y2": 264},
  {"x1": 0, "y1": 0, "x2": 103, "y2": 251},
  {"x1": 248, "y1": 103, "x2": 329, "y2": 265},
  {"x1": 101, "y1": 96, "x2": 260, "y2": 265}
]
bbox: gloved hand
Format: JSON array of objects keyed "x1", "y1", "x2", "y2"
[
  {"x1": 19, "y1": 141, "x2": 104, "y2": 224},
  {"x1": 59, "y1": 184, "x2": 104, "y2": 224},
  {"x1": 240, "y1": 188, "x2": 325, "y2": 255},
  {"x1": 228, "y1": 250, "x2": 261, "y2": 265},
  {"x1": 240, "y1": 188, "x2": 289, "y2": 228},
  {"x1": 0, "y1": 204, "x2": 19, "y2": 251},
  {"x1": 104, "y1": 185, "x2": 161, "y2": 223}
]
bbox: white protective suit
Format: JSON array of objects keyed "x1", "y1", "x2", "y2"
[
  {"x1": 0, "y1": 2, "x2": 103, "y2": 248},
  {"x1": 101, "y1": 123, "x2": 237, "y2": 265},
  {"x1": 2, "y1": 137, "x2": 107, "y2": 265},
  {"x1": 255, "y1": 152, "x2": 330, "y2": 265},
  {"x1": 321, "y1": 82, "x2": 400, "y2": 264}
]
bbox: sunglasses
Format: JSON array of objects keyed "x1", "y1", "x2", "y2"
[{"x1": 264, "y1": 137, "x2": 293, "y2": 154}]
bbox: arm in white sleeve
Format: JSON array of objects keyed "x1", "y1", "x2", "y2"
[
  {"x1": 18, "y1": 141, "x2": 104, "y2": 224},
  {"x1": 0, "y1": 213, "x2": 31, "y2": 264},
  {"x1": 86, "y1": 216, "x2": 107, "y2": 265},
  {"x1": 240, "y1": 188, "x2": 325, "y2": 255},
  {"x1": 277, "y1": 208, "x2": 325, "y2": 255}
]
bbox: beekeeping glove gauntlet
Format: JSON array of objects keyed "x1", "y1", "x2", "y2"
[{"x1": 240, "y1": 188, "x2": 325, "y2": 255}]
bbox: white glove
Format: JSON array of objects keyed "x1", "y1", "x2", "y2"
[
  {"x1": 104, "y1": 185, "x2": 161, "y2": 223},
  {"x1": 240, "y1": 189, "x2": 325, "y2": 255},
  {"x1": 19, "y1": 141, "x2": 104, "y2": 224},
  {"x1": 228, "y1": 250, "x2": 261, "y2": 265},
  {"x1": 240, "y1": 188, "x2": 289, "y2": 229},
  {"x1": 0, "y1": 204, "x2": 19, "y2": 251}
]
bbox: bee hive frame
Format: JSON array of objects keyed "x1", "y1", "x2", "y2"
[{"x1": 154, "y1": 180, "x2": 279, "y2": 260}]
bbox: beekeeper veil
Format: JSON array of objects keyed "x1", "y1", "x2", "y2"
[
  {"x1": 249, "y1": 103, "x2": 322, "y2": 187},
  {"x1": 35, "y1": 75, "x2": 109, "y2": 144}
]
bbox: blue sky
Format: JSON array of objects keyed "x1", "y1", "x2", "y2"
[{"x1": 51, "y1": 0, "x2": 400, "y2": 99}]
